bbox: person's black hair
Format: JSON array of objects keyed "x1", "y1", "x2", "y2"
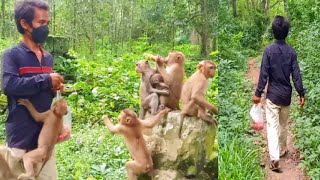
[
  {"x1": 272, "y1": 16, "x2": 290, "y2": 40},
  {"x1": 14, "y1": 0, "x2": 49, "y2": 34}
]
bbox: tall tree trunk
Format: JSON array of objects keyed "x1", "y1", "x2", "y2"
[
  {"x1": 200, "y1": 32, "x2": 209, "y2": 57},
  {"x1": 284, "y1": 0, "x2": 289, "y2": 14},
  {"x1": 231, "y1": 0, "x2": 237, "y2": 17},
  {"x1": 172, "y1": 0, "x2": 176, "y2": 49},
  {"x1": 73, "y1": 0, "x2": 76, "y2": 50},
  {"x1": 90, "y1": 0, "x2": 95, "y2": 55},
  {"x1": 200, "y1": 0, "x2": 209, "y2": 58},
  {"x1": 212, "y1": 35, "x2": 217, "y2": 51},
  {"x1": 261, "y1": 0, "x2": 270, "y2": 22},
  {"x1": 1, "y1": 0, "x2": 5, "y2": 38}
]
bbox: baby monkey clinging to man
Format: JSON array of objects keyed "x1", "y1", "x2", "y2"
[{"x1": 17, "y1": 98, "x2": 68, "y2": 180}]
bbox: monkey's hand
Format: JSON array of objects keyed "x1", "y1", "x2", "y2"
[
  {"x1": 209, "y1": 106, "x2": 218, "y2": 115},
  {"x1": 18, "y1": 99, "x2": 31, "y2": 107},
  {"x1": 158, "y1": 89, "x2": 170, "y2": 96},
  {"x1": 102, "y1": 115, "x2": 110, "y2": 124},
  {"x1": 159, "y1": 107, "x2": 170, "y2": 116},
  {"x1": 212, "y1": 118, "x2": 218, "y2": 126},
  {"x1": 155, "y1": 55, "x2": 163, "y2": 64},
  {"x1": 155, "y1": 55, "x2": 167, "y2": 65}
]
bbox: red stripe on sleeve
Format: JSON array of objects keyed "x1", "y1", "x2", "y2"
[{"x1": 18, "y1": 67, "x2": 53, "y2": 75}]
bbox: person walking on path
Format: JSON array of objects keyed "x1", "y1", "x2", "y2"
[{"x1": 252, "y1": 15, "x2": 305, "y2": 172}]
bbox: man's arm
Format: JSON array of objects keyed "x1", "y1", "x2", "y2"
[
  {"x1": 1, "y1": 50, "x2": 52, "y2": 96},
  {"x1": 255, "y1": 48, "x2": 270, "y2": 97},
  {"x1": 291, "y1": 53, "x2": 305, "y2": 98}
]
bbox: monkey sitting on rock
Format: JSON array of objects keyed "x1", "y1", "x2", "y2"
[
  {"x1": 179, "y1": 60, "x2": 218, "y2": 137},
  {"x1": 136, "y1": 60, "x2": 170, "y2": 119}
]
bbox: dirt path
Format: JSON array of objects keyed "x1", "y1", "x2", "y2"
[{"x1": 246, "y1": 58, "x2": 308, "y2": 180}]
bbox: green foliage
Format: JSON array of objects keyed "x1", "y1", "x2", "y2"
[
  {"x1": 56, "y1": 124, "x2": 129, "y2": 180},
  {"x1": 286, "y1": 2, "x2": 320, "y2": 178},
  {"x1": 218, "y1": 53, "x2": 264, "y2": 179},
  {"x1": 218, "y1": 1, "x2": 268, "y2": 178}
]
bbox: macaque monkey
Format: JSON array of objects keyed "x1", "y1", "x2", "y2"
[
  {"x1": 136, "y1": 60, "x2": 170, "y2": 119},
  {"x1": 179, "y1": 60, "x2": 218, "y2": 137},
  {"x1": 0, "y1": 152, "x2": 15, "y2": 179},
  {"x1": 150, "y1": 73, "x2": 170, "y2": 110},
  {"x1": 150, "y1": 73, "x2": 169, "y2": 91},
  {"x1": 155, "y1": 51, "x2": 185, "y2": 110},
  {"x1": 102, "y1": 108, "x2": 170, "y2": 180},
  {"x1": 17, "y1": 98, "x2": 68, "y2": 180}
]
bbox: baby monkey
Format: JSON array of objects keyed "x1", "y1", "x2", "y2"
[
  {"x1": 17, "y1": 98, "x2": 68, "y2": 180},
  {"x1": 103, "y1": 108, "x2": 170, "y2": 180},
  {"x1": 149, "y1": 73, "x2": 169, "y2": 110}
]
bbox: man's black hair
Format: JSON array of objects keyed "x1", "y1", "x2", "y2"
[
  {"x1": 272, "y1": 16, "x2": 290, "y2": 40},
  {"x1": 14, "y1": 0, "x2": 49, "y2": 34}
]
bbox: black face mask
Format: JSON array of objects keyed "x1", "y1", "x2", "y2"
[{"x1": 31, "y1": 25, "x2": 49, "y2": 44}]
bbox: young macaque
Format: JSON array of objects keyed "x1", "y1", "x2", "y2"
[
  {"x1": 150, "y1": 73, "x2": 169, "y2": 91},
  {"x1": 149, "y1": 73, "x2": 170, "y2": 110},
  {"x1": 155, "y1": 51, "x2": 185, "y2": 110},
  {"x1": 136, "y1": 60, "x2": 170, "y2": 119},
  {"x1": 17, "y1": 98, "x2": 68, "y2": 180},
  {"x1": 102, "y1": 108, "x2": 170, "y2": 180},
  {"x1": 179, "y1": 60, "x2": 218, "y2": 137}
]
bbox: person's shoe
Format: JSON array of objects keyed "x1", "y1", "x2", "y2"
[{"x1": 269, "y1": 160, "x2": 280, "y2": 172}]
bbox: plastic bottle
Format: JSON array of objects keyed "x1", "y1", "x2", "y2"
[{"x1": 143, "y1": 53, "x2": 157, "y2": 61}]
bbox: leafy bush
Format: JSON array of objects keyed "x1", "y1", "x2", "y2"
[
  {"x1": 288, "y1": 7, "x2": 320, "y2": 177},
  {"x1": 218, "y1": 53, "x2": 264, "y2": 179},
  {"x1": 56, "y1": 124, "x2": 129, "y2": 180}
]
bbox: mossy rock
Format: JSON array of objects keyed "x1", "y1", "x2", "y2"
[{"x1": 140, "y1": 111, "x2": 217, "y2": 179}]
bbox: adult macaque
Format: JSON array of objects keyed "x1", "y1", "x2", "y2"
[
  {"x1": 17, "y1": 98, "x2": 68, "y2": 179},
  {"x1": 136, "y1": 60, "x2": 169, "y2": 119},
  {"x1": 180, "y1": 60, "x2": 218, "y2": 137},
  {"x1": 102, "y1": 108, "x2": 170, "y2": 180},
  {"x1": 0, "y1": 152, "x2": 15, "y2": 179},
  {"x1": 155, "y1": 51, "x2": 185, "y2": 110}
]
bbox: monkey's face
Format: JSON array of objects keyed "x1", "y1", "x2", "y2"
[
  {"x1": 53, "y1": 99, "x2": 68, "y2": 117},
  {"x1": 119, "y1": 110, "x2": 137, "y2": 126},
  {"x1": 135, "y1": 60, "x2": 150, "y2": 73},
  {"x1": 166, "y1": 51, "x2": 185, "y2": 65},
  {"x1": 198, "y1": 61, "x2": 216, "y2": 79},
  {"x1": 150, "y1": 74, "x2": 163, "y2": 85},
  {"x1": 206, "y1": 63, "x2": 216, "y2": 78}
]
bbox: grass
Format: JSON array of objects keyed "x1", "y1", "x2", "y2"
[
  {"x1": 218, "y1": 54, "x2": 264, "y2": 179},
  {"x1": 56, "y1": 124, "x2": 129, "y2": 180}
]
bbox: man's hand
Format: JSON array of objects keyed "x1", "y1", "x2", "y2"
[
  {"x1": 50, "y1": 73, "x2": 64, "y2": 88},
  {"x1": 252, "y1": 95, "x2": 261, "y2": 104},
  {"x1": 56, "y1": 125, "x2": 71, "y2": 143},
  {"x1": 300, "y1": 97, "x2": 305, "y2": 107}
]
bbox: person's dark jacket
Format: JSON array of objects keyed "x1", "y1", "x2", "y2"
[{"x1": 255, "y1": 40, "x2": 305, "y2": 106}]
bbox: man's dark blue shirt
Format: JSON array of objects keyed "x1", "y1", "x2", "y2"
[
  {"x1": 1, "y1": 41, "x2": 54, "y2": 150},
  {"x1": 255, "y1": 40, "x2": 305, "y2": 106}
]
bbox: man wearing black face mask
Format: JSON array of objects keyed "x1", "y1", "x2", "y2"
[{"x1": 1, "y1": 0, "x2": 70, "y2": 179}]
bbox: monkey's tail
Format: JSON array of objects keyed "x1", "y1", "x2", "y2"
[
  {"x1": 36, "y1": 159, "x2": 49, "y2": 177},
  {"x1": 178, "y1": 114, "x2": 186, "y2": 139}
]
